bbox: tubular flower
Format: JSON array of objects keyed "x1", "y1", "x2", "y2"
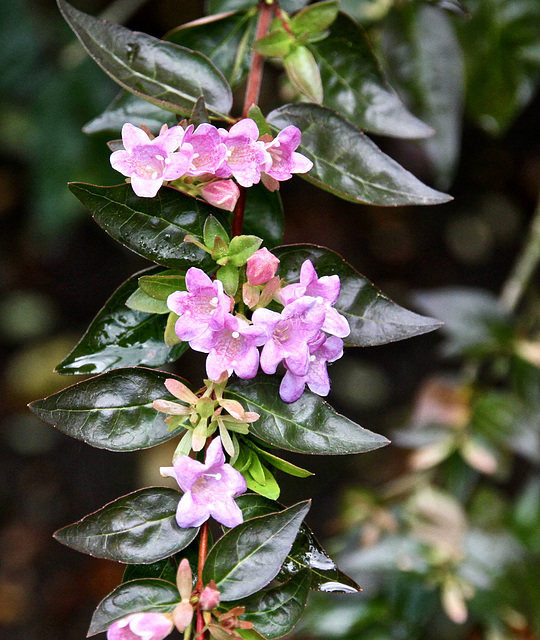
[
  {"x1": 160, "y1": 437, "x2": 247, "y2": 528},
  {"x1": 263, "y1": 125, "x2": 313, "y2": 182},
  {"x1": 110, "y1": 123, "x2": 194, "y2": 198},
  {"x1": 183, "y1": 123, "x2": 228, "y2": 177},
  {"x1": 107, "y1": 613, "x2": 174, "y2": 640}
]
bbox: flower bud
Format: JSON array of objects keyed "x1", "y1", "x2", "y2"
[
  {"x1": 107, "y1": 612, "x2": 174, "y2": 640},
  {"x1": 176, "y1": 558, "x2": 193, "y2": 601},
  {"x1": 173, "y1": 602, "x2": 194, "y2": 633},
  {"x1": 199, "y1": 581, "x2": 221, "y2": 610},
  {"x1": 246, "y1": 248, "x2": 280, "y2": 286},
  {"x1": 200, "y1": 180, "x2": 240, "y2": 212}
]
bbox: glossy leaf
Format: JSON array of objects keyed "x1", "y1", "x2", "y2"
[
  {"x1": 202, "y1": 501, "x2": 310, "y2": 600},
  {"x1": 83, "y1": 90, "x2": 177, "y2": 135},
  {"x1": 166, "y1": 11, "x2": 257, "y2": 88},
  {"x1": 382, "y1": 5, "x2": 464, "y2": 188},
  {"x1": 226, "y1": 570, "x2": 311, "y2": 639},
  {"x1": 227, "y1": 375, "x2": 389, "y2": 455},
  {"x1": 246, "y1": 441, "x2": 314, "y2": 478},
  {"x1": 69, "y1": 182, "x2": 229, "y2": 270},
  {"x1": 311, "y1": 12, "x2": 434, "y2": 139},
  {"x1": 88, "y1": 579, "x2": 180, "y2": 636},
  {"x1": 243, "y1": 184, "x2": 285, "y2": 248},
  {"x1": 267, "y1": 104, "x2": 451, "y2": 206},
  {"x1": 275, "y1": 244, "x2": 442, "y2": 345},
  {"x1": 55, "y1": 268, "x2": 187, "y2": 375},
  {"x1": 138, "y1": 272, "x2": 187, "y2": 301},
  {"x1": 54, "y1": 488, "x2": 197, "y2": 564},
  {"x1": 58, "y1": 0, "x2": 233, "y2": 119},
  {"x1": 29, "y1": 368, "x2": 187, "y2": 451},
  {"x1": 123, "y1": 557, "x2": 179, "y2": 585},
  {"x1": 235, "y1": 495, "x2": 361, "y2": 592}
]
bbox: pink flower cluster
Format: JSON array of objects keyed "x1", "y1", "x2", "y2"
[
  {"x1": 167, "y1": 252, "x2": 350, "y2": 403},
  {"x1": 110, "y1": 119, "x2": 313, "y2": 207}
]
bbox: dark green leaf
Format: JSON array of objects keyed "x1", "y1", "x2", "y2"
[
  {"x1": 123, "y1": 557, "x2": 179, "y2": 585},
  {"x1": 138, "y1": 272, "x2": 186, "y2": 301},
  {"x1": 88, "y1": 579, "x2": 180, "y2": 636},
  {"x1": 227, "y1": 375, "x2": 389, "y2": 455},
  {"x1": 226, "y1": 570, "x2": 311, "y2": 639},
  {"x1": 275, "y1": 244, "x2": 442, "y2": 345},
  {"x1": 166, "y1": 11, "x2": 257, "y2": 88},
  {"x1": 311, "y1": 12, "x2": 434, "y2": 139},
  {"x1": 69, "y1": 182, "x2": 230, "y2": 270},
  {"x1": 83, "y1": 90, "x2": 178, "y2": 135},
  {"x1": 54, "y1": 488, "x2": 197, "y2": 563},
  {"x1": 235, "y1": 495, "x2": 361, "y2": 593},
  {"x1": 202, "y1": 500, "x2": 310, "y2": 600},
  {"x1": 382, "y1": 5, "x2": 464, "y2": 188},
  {"x1": 29, "y1": 368, "x2": 187, "y2": 451},
  {"x1": 55, "y1": 268, "x2": 187, "y2": 375},
  {"x1": 58, "y1": 0, "x2": 233, "y2": 119},
  {"x1": 243, "y1": 184, "x2": 285, "y2": 248},
  {"x1": 267, "y1": 104, "x2": 451, "y2": 206}
]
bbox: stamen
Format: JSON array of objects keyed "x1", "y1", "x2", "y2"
[
  {"x1": 210, "y1": 297, "x2": 218, "y2": 306},
  {"x1": 310, "y1": 355, "x2": 317, "y2": 362},
  {"x1": 204, "y1": 472, "x2": 222, "y2": 480},
  {"x1": 316, "y1": 296, "x2": 324, "y2": 304},
  {"x1": 155, "y1": 154, "x2": 164, "y2": 161},
  {"x1": 164, "y1": 157, "x2": 171, "y2": 164},
  {"x1": 231, "y1": 331, "x2": 240, "y2": 339},
  {"x1": 151, "y1": 171, "x2": 158, "y2": 179}
]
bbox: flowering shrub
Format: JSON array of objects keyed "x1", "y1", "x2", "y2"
[{"x1": 29, "y1": 0, "x2": 457, "y2": 638}]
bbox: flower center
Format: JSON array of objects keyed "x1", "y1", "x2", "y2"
[{"x1": 133, "y1": 145, "x2": 167, "y2": 179}]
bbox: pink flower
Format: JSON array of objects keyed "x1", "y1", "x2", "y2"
[
  {"x1": 110, "y1": 123, "x2": 194, "y2": 198},
  {"x1": 160, "y1": 437, "x2": 247, "y2": 528},
  {"x1": 183, "y1": 123, "x2": 228, "y2": 177},
  {"x1": 279, "y1": 260, "x2": 350, "y2": 338},
  {"x1": 167, "y1": 268, "x2": 234, "y2": 342},
  {"x1": 280, "y1": 335, "x2": 344, "y2": 403},
  {"x1": 107, "y1": 613, "x2": 173, "y2": 640},
  {"x1": 264, "y1": 126, "x2": 313, "y2": 182},
  {"x1": 246, "y1": 248, "x2": 280, "y2": 286},
  {"x1": 200, "y1": 180, "x2": 240, "y2": 212},
  {"x1": 189, "y1": 314, "x2": 267, "y2": 380},
  {"x1": 252, "y1": 296, "x2": 325, "y2": 376},
  {"x1": 215, "y1": 119, "x2": 271, "y2": 187}
]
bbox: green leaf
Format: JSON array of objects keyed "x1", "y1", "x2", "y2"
[
  {"x1": 126, "y1": 288, "x2": 170, "y2": 314},
  {"x1": 227, "y1": 375, "x2": 389, "y2": 455},
  {"x1": 243, "y1": 184, "x2": 285, "y2": 248},
  {"x1": 29, "y1": 368, "x2": 187, "y2": 451},
  {"x1": 138, "y1": 272, "x2": 186, "y2": 301},
  {"x1": 202, "y1": 500, "x2": 310, "y2": 600},
  {"x1": 382, "y1": 5, "x2": 464, "y2": 188},
  {"x1": 83, "y1": 90, "x2": 178, "y2": 135},
  {"x1": 207, "y1": 0, "x2": 310, "y2": 13},
  {"x1": 55, "y1": 268, "x2": 187, "y2": 375},
  {"x1": 246, "y1": 460, "x2": 281, "y2": 500},
  {"x1": 226, "y1": 570, "x2": 311, "y2": 639},
  {"x1": 166, "y1": 11, "x2": 257, "y2": 88},
  {"x1": 310, "y1": 12, "x2": 434, "y2": 139},
  {"x1": 290, "y1": 1, "x2": 340, "y2": 35},
  {"x1": 88, "y1": 579, "x2": 180, "y2": 636},
  {"x1": 253, "y1": 29, "x2": 295, "y2": 58},
  {"x1": 57, "y1": 0, "x2": 233, "y2": 119},
  {"x1": 216, "y1": 261, "x2": 240, "y2": 295},
  {"x1": 267, "y1": 103, "x2": 451, "y2": 206},
  {"x1": 123, "y1": 557, "x2": 179, "y2": 585},
  {"x1": 54, "y1": 488, "x2": 198, "y2": 564},
  {"x1": 284, "y1": 45, "x2": 323, "y2": 103},
  {"x1": 69, "y1": 182, "x2": 230, "y2": 270},
  {"x1": 235, "y1": 495, "x2": 361, "y2": 593},
  {"x1": 275, "y1": 244, "x2": 442, "y2": 345},
  {"x1": 204, "y1": 214, "x2": 230, "y2": 249},
  {"x1": 228, "y1": 235, "x2": 263, "y2": 266},
  {"x1": 246, "y1": 441, "x2": 314, "y2": 478}
]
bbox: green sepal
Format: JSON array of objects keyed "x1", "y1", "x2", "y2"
[
  {"x1": 165, "y1": 312, "x2": 181, "y2": 346},
  {"x1": 290, "y1": 0, "x2": 339, "y2": 35},
  {"x1": 284, "y1": 45, "x2": 323, "y2": 103},
  {"x1": 212, "y1": 236, "x2": 231, "y2": 262},
  {"x1": 228, "y1": 235, "x2": 263, "y2": 267},
  {"x1": 247, "y1": 105, "x2": 273, "y2": 136},
  {"x1": 138, "y1": 272, "x2": 186, "y2": 301},
  {"x1": 246, "y1": 462, "x2": 281, "y2": 500},
  {"x1": 204, "y1": 214, "x2": 231, "y2": 249},
  {"x1": 253, "y1": 29, "x2": 295, "y2": 57},
  {"x1": 216, "y1": 262, "x2": 240, "y2": 295},
  {"x1": 126, "y1": 289, "x2": 170, "y2": 314}
]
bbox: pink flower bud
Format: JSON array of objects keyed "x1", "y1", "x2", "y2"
[
  {"x1": 173, "y1": 602, "x2": 194, "y2": 632},
  {"x1": 107, "y1": 612, "x2": 174, "y2": 640},
  {"x1": 246, "y1": 248, "x2": 279, "y2": 286},
  {"x1": 176, "y1": 558, "x2": 193, "y2": 601},
  {"x1": 200, "y1": 180, "x2": 240, "y2": 212},
  {"x1": 199, "y1": 581, "x2": 221, "y2": 610}
]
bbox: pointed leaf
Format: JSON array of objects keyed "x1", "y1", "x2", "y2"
[
  {"x1": 29, "y1": 368, "x2": 187, "y2": 451},
  {"x1": 55, "y1": 268, "x2": 187, "y2": 375},
  {"x1": 166, "y1": 11, "x2": 257, "y2": 88},
  {"x1": 54, "y1": 488, "x2": 197, "y2": 563},
  {"x1": 267, "y1": 103, "x2": 451, "y2": 206},
  {"x1": 311, "y1": 12, "x2": 434, "y2": 139},
  {"x1": 126, "y1": 288, "x2": 169, "y2": 314},
  {"x1": 69, "y1": 182, "x2": 230, "y2": 270},
  {"x1": 226, "y1": 570, "x2": 311, "y2": 639},
  {"x1": 227, "y1": 375, "x2": 389, "y2": 455},
  {"x1": 247, "y1": 442, "x2": 313, "y2": 478},
  {"x1": 138, "y1": 272, "x2": 187, "y2": 301},
  {"x1": 235, "y1": 495, "x2": 361, "y2": 593},
  {"x1": 58, "y1": 0, "x2": 233, "y2": 119},
  {"x1": 243, "y1": 184, "x2": 285, "y2": 248},
  {"x1": 123, "y1": 557, "x2": 179, "y2": 585},
  {"x1": 291, "y1": 1, "x2": 340, "y2": 35},
  {"x1": 202, "y1": 501, "x2": 310, "y2": 600},
  {"x1": 274, "y1": 244, "x2": 442, "y2": 345},
  {"x1": 88, "y1": 579, "x2": 180, "y2": 636}
]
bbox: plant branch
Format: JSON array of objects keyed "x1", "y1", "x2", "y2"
[{"x1": 500, "y1": 192, "x2": 540, "y2": 313}]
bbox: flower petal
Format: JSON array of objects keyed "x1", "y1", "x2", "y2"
[{"x1": 121, "y1": 123, "x2": 151, "y2": 152}]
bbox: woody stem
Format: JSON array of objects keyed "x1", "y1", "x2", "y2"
[{"x1": 196, "y1": 520, "x2": 210, "y2": 635}]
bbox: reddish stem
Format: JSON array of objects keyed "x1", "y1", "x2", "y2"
[
  {"x1": 231, "y1": 186, "x2": 247, "y2": 238},
  {"x1": 196, "y1": 521, "x2": 209, "y2": 590}
]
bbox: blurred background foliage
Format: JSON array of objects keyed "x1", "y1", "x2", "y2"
[{"x1": 1, "y1": 0, "x2": 540, "y2": 638}]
